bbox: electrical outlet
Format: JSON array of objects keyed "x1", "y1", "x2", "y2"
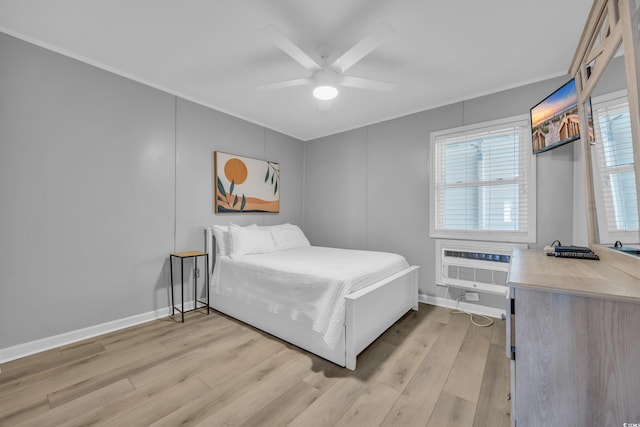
[{"x1": 465, "y1": 292, "x2": 479, "y2": 301}]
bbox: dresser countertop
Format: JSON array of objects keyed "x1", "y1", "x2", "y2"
[{"x1": 508, "y1": 247, "x2": 640, "y2": 302}]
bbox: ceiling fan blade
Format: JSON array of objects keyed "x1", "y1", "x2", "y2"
[
  {"x1": 340, "y1": 76, "x2": 396, "y2": 92},
  {"x1": 256, "y1": 78, "x2": 312, "y2": 91},
  {"x1": 261, "y1": 25, "x2": 322, "y2": 72},
  {"x1": 330, "y1": 23, "x2": 393, "y2": 73}
]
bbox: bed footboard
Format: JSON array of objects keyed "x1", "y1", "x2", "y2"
[{"x1": 344, "y1": 265, "x2": 419, "y2": 370}]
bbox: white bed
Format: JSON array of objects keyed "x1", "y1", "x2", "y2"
[{"x1": 204, "y1": 224, "x2": 419, "y2": 370}]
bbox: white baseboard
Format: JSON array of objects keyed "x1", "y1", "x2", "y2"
[
  {"x1": 419, "y1": 294, "x2": 506, "y2": 319},
  {"x1": 0, "y1": 305, "x2": 183, "y2": 363}
]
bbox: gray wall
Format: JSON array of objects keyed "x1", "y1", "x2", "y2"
[
  {"x1": 2, "y1": 27, "x2": 614, "y2": 350},
  {"x1": 0, "y1": 32, "x2": 304, "y2": 350},
  {"x1": 304, "y1": 77, "x2": 578, "y2": 309},
  {"x1": 174, "y1": 98, "x2": 304, "y2": 251}
]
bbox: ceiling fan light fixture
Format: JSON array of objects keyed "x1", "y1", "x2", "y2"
[{"x1": 313, "y1": 85, "x2": 338, "y2": 100}]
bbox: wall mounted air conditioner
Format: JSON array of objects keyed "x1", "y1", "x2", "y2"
[{"x1": 435, "y1": 239, "x2": 527, "y2": 296}]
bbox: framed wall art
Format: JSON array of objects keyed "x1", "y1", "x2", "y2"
[{"x1": 214, "y1": 151, "x2": 280, "y2": 213}]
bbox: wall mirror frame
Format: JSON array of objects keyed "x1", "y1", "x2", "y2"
[{"x1": 570, "y1": 0, "x2": 640, "y2": 272}]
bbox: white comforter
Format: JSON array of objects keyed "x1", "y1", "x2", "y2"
[{"x1": 212, "y1": 246, "x2": 410, "y2": 349}]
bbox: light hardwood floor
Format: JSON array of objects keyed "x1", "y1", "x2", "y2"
[{"x1": 0, "y1": 303, "x2": 510, "y2": 426}]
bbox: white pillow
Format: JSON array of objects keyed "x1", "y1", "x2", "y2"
[
  {"x1": 272, "y1": 225, "x2": 311, "y2": 251},
  {"x1": 229, "y1": 224, "x2": 277, "y2": 258},
  {"x1": 212, "y1": 224, "x2": 256, "y2": 256},
  {"x1": 212, "y1": 225, "x2": 229, "y2": 256},
  {"x1": 259, "y1": 223, "x2": 292, "y2": 232}
]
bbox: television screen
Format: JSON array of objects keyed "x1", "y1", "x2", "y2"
[{"x1": 530, "y1": 79, "x2": 581, "y2": 154}]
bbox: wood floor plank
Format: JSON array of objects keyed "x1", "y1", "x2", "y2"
[
  {"x1": 98, "y1": 311, "x2": 220, "y2": 351},
  {"x1": 0, "y1": 342, "x2": 167, "y2": 422},
  {"x1": 191, "y1": 351, "x2": 312, "y2": 426},
  {"x1": 378, "y1": 309, "x2": 426, "y2": 346},
  {"x1": 0, "y1": 341, "x2": 164, "y2": 397},
  {"x1": 240, "y1": 381, "x2": 322, "y2": 427},
  {"x1": 0, "y1": 395, "x2": 49, "y2": 426},
  {"x1": 45, "y1": 319, "x2": 248, "y2": 408},
  {"x1": 100, "y1": 379, "x2": 211, "y2": 427},
  {"x1": 376, "y1": 319, "x2": 445, "y2": 392},
  {"x1": 379, "y1": 340, "x2": 461, "y2": 427},
  {"x1": 127, "y1": 325, "x2": 257, "y2": 388},
  {"x1": 456, "y1": 317, "x2": 494, "y2": 353},
  {"x1": 443, "y1": 321, "x2": 493, "y2": 403},
  {"x1": 380, "y1": 314, "x2": 471, "y2": 426},
  {"x1": 97, "y1": 316, "x2": 185, "y2": 348},
  {"x1": 472, "y1": 344, "x2": 511, "y2": 427},
  {"x1": 157, "y1": 316, "x2": 241, "y2": 349},
  {"x1": 0, "y1": 303, "x2": 510, "y2": 427},
  {"x1": 148, "y1": 347, "x2": 304, "y2": 427},
  {"x1": 0, "y1": 341, "x2": 106, "y2": 386},
  {"x1": 0, "y1": 340, "x2": 157, "y2": 400},
  {"x1": 13, "y1": 378, "x2": 134, "y2": 427},
  {"x1": 491, "y1": 319, "x2": 507, "y2": 348},
  {"x1": 0, "y1": 348, "x2": 65, "y2": 376},
  {"x1": 333, "y1": 380, "x2": 401, "y2": 427},
  {"x1": 54, "y1": 330, "x2": 285, "y2": 426},
  {"x1": 288, "y1": 341, "x2": 397, "y2": 427},
  {"x1": 426, "y1": 391, "x2": 477, "y2": 427},
  {"x1": 421, "y1": 304, "x2": 453, "y2": 325},
  {"x1": 140, "y1": 333, "x2": 287, "y2": 397},
  {"x1": 438, "y1": 311, "x2": 472, "y2": 347},
  {"x1": 302, "y1": 355, "x2": 348, "y2": 393},
  {"x1": 53, "y1": 366, "x2": 218, "y2": 426},
  {"x1": 197, "y1": 338, "x2": 290, "y2": 391}
]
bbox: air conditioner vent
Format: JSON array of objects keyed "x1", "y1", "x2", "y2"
[
  {"x1": 459, "y1": 266, "x2": 475, "y2": 282},
  {"x1": 493, "y1": 270, "x2": 508, "y2": 285},
  {"x1": 436, "y1": 240, "x2": 527, "y2": 296},
  {"x1": 447, "y1": 264, "x2": 458, "y2": 279},
  {"x1": 475, "y1": 268, "x2": 493, "y2": 284},
  {"x1": 443, "y1": 249, "x2": 511, "y2": 263}
]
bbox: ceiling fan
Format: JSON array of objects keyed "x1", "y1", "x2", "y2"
[{"x1": 257, "y1": 23, "x2": 396, "y2": 106}]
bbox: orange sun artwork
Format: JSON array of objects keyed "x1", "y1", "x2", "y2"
[
  {"x1": 214, "y1": 151, "x2": 280, "y2": 213},
  {"x1": 224, "y1": 158, "x2": 248, "y2": 185}
]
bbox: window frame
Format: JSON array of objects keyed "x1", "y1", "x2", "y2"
[
  {"x1": 429, "y1": 114, "x2": 537, "y2": 243},
  {"x1": 590, "y1": 89, "x2": 640, "y2": 244}
]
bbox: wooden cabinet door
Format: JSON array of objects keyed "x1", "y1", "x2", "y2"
[{"x1": 514, "y1": 288, "x2": 640, "y2": 426}]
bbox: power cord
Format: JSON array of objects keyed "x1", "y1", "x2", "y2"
[
  {"x1": 450, "y1": 296, "x2": 494, "y2": 327},
  {"x1": 445, "y1": 286, "x2": 495, "y2": 327}
]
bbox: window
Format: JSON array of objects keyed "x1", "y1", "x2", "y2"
[
  {"x1": 430, "y1": 115, "x2": 536, "y2": 243},
  {"x1": 591, "y1": 90, "x2": 639, "y2": 244}
]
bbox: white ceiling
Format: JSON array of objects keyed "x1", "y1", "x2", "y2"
[{"x1": 0, "y1": 0, "x2": 592, "y2": 141}]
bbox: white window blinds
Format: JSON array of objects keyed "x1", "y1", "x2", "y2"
[
  {"x1": 592, "y1": 92, "x2": 639, "y2": 243},
  {"x1": 430, "y1": 116, "x2": 535, "y2": 243}
]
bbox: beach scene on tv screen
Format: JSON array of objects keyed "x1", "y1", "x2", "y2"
[{"x1": 531, "y1": 79, "x2": 580, "y2": 152}]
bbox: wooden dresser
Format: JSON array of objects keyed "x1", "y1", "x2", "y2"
[{"x1": 506, "y1": 247, "x2": 640, "y2": 426}]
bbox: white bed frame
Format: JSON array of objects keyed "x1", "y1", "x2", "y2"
[{"x1": 204, "y1": 228, "x2": 419, "y2": 370}]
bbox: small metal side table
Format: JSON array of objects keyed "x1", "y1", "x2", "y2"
[{"x1": 169, "y1": 251, "x2": 210, "y2": 322}]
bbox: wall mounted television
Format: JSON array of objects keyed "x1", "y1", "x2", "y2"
[{"x1": 530, "y1": 78, "x2": 582, "y2": 154}]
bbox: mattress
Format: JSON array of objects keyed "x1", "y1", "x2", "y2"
[{"x1": 212, "y1": 246, "x2": 409, "y2": 349}]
